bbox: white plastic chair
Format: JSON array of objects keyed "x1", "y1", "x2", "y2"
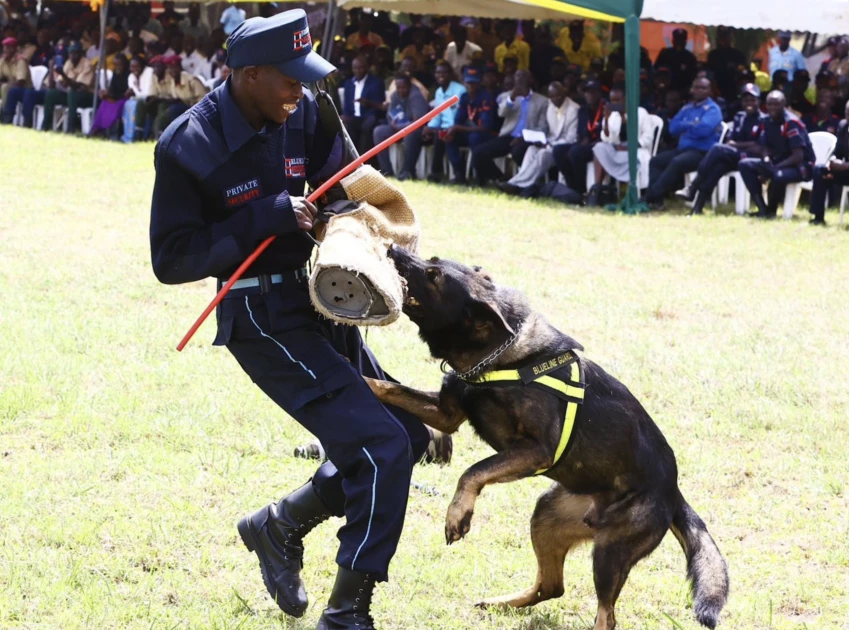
[
  {"x1": 78, "y1": 69, "x2": 114, "y2": 134},
  {"x1": 684, "y1": 121, "x2": 731, "y2": 209},
  {"x1": 782, "y1": 131, "x2": 837, "y2": 219},
  {"x1": 585, "y1": 114, "x2": 665, "y2": 193},
  {"x1": 30, "y1": 65, "x2": 48, "y2": 90}
]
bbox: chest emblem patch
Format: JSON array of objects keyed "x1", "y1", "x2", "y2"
[
  {"x1": 285, "y1": 157, "x2": 306, "y2": 178},
  {"x1": 224, "y1": 179, "x2": 262, "y2": 208}
]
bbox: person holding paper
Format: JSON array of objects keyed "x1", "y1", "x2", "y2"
[
  {"x1": 501, "y1": 81, "x2": 578, "y2": 192},
  {"x1": 586, "y1": 84, "x2": 653, "y2": 206},
  {"x1": 471, "y1": 69, "x2": 548, "y2": 186}
]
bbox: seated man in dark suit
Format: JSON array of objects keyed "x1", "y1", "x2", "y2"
[{"x1": 342, "y1": 54, "x2": 385, "y2": 154}]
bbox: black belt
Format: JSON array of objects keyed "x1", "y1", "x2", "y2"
[{"x1": 217, "y1": 268, "x2": 308, "y2": 294}]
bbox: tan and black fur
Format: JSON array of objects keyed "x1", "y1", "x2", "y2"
[{"x1": 365, "y1": 246, "x2": 729, "y2": 630}]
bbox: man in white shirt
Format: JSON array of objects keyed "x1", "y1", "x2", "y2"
[
  {"x1": 180, "y1": 34, "x2": 211, "y2": 80},
  {"x1": 445, "y1": 25, "x2": 481, "y2": 78}
]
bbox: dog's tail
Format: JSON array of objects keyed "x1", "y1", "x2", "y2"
[{"x1": 670, "y1": 492, "x2": 729, "y2": 628}]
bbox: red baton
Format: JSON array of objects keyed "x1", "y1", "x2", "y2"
[{"x1": 176, "y1": 95, "x2": 460, "y2": 351}]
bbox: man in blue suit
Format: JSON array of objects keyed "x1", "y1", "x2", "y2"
[
  {"x1": 642, "y1": 77, "x2": 723, "y2": 209},
  {"x1": 342, "y1": 54, "x2": 385, "y2": 154}
]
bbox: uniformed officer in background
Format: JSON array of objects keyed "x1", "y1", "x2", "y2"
[
  {"x1": 149, "y1": 10, "x2": 434, "y2": 629},
  {"x1": 738, "y1": 90, "x2": 816, "y2": 219},
  {"x1": 676, "y1": 83, "x2": 766, "y2": 215}
]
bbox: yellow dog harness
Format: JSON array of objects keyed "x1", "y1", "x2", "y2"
[{"x1": 463, "y1": 350, "x2": 585, "y2": 475}]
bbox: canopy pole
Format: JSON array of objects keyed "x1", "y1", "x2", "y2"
[
  {"x1": 91, "y1": 0, "x2": 110, "y2": 126},
  {"x1": 623, "y1": 13, "x2": 641, "y2": 212},
  {"x1": 320, "y1": 0, "x2": 336, "y2": 60}
]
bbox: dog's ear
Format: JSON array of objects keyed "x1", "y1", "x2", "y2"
[{"x1": 469, "y1": 300, "x2": 515, "y2": 335}]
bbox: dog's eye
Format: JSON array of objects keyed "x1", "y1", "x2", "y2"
[
  {"x1": 473, "y1": 266, "x2": 482, "y2": 273},
  {"x1": 428, "y1": 256, "x2": 441, "y2": 264},
  {"x1": 425, "y1": 267, "x2": 441, "y2": 282}
]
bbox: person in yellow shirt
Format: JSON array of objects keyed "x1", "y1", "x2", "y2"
[
  {"x1": 0, "y1": 37, "x2": 32, "y2": 123},
  {"x1": 557, "y1": 20, "x2": 602, "y2": 72},
  {"x1": 41, "y1": 41, "x2": 94, "y2": 132},
  {"x1": 494, "y1": 20, "x2": 530, "y2": 72}
]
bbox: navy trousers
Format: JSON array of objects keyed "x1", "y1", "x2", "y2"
[
  {"x1": 553, "y1": 141, "x2": 596, "y2": 194},
  {"x1": 646, "y1": 147, "x2": 706, "y2": 202},
  {"x1": 218, "y1": 277, "x2": 430, "y2": 581},
  {"x1": 472, "y1": 134, "x2": 529, "y2": 185},
  {"x1": 738, "y1": 158, "x2": 809, "y2": 215},
  {"x1": 691, "y1": 144, "x2": 742, "y2": 198},
  {"x1": 809, "y1": 165, "x2": 849, "y2": 221},
  {"x1": 442, "y1": 131, "x2": 492, "y2": 181}
]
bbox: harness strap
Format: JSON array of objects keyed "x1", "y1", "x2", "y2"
[{"x1": 469, "y1": 359, "x2": 584, "y2": 475}]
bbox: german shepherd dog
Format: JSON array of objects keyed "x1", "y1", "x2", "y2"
[{"x1": 365, "y1": 246, "x2": 729, "y2": 630}]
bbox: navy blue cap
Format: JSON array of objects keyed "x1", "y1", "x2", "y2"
[
  {"x1": 740, "y1": 83, "x2": 760, "y2": 98},
  {"x1": 777, "y1": 30, "x2": 792, "y2": 39},
  {"x1": 463, "y1": 66, "x2": 482, "y2": 83},
  {"x1": 226, "y1": 9, "x2": 335, "y2": 82}
]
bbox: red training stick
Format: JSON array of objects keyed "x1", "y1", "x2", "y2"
[{"x1": 176, "y1": 95, "x2": 460, "y2": 351}]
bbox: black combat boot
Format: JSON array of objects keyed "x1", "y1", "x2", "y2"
[
  {"x1": 316, "y1": 568, "x2": 377, "y2": 630},
  {"x1": 238, "y1": 483, "x2": 332, "y2": 617}
]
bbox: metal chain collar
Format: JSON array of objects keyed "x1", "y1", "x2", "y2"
[{"x1": 441, "y1": 328, "x2": 521, "y2": 381}]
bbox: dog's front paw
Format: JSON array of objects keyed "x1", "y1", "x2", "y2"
[{"x1": 445, "y1": 500, "x2": 473, "y2": 544}]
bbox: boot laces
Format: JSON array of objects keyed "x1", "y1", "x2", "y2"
[
  {"x1": 280, "y1": 513, "x2": 329, "y2": 561},
  {"x1": 352, "y1": 574, "x2": 375, "y2": 628}
]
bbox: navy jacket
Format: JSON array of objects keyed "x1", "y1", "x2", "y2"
[
  {"x1": 577, "y1": 102, "x2": 604, "y2": 143},
  {"x1": 150, "y1": 79, "x2": 338, "y2": 285},
  {"x1": 759, "y1": 110, "x2": 816, "y2": 165},
  {"x1": 342, "y1": 73, "x2": 385, "y2": 119},
  {"x1": 454, "y1": 88, "x2": 498, "y2": 133},
  {"x1": 730, "y1": 110, "x2": 766, "y2": 143}
]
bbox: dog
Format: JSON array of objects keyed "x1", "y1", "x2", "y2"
[{"x1": 364, "y1": 246, "x2": 729, "y2": 630}]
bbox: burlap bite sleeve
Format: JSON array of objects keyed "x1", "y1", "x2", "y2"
[{"x1": 309, "y1": 165, "x2": 419, "y2": 326}]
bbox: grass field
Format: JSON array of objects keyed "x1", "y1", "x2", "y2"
[{"x1": 1, "y1": 126, "x2": 848, "y2": 630}]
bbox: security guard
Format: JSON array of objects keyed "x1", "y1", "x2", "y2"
[
  {"x1": 149, "y1": 10, "x2": 431, "y2": 630},
  {"x1": 738, "y1": 90, "x2": 816, "y2": 219},
  {"x1": 676, "y1": 83, "x2": 766, "y2": 215}
]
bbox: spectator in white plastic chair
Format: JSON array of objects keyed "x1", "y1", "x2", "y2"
[
  {"x1": 808, "y1": 100, "x2": 849, "y2": 225},
  {"x1": 586, "y1": 83, "x2": 653, "y2": 206}
]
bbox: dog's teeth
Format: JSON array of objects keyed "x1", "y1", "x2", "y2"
[{"x1": 407, "y1": 297, "x2": 420, "y2": 306}]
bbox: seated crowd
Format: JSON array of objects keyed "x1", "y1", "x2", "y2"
[
  {"x1": 3, "y1": 3, "x2": 847, "y2": 222},
  {"x1": 1, "y1": 1, "x2": 230, "y2": 139},
  {"x1": 334, "y1": 17, "x2": 849, "y2": 222}
]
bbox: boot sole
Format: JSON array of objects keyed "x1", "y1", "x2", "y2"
[{"x1": 237, "y1": 517, "x2": 308, "y2": 618}]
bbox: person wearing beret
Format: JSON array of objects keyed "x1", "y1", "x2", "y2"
[{"x1": 149, "y1": 10, "x2": 433, "y2": 630}]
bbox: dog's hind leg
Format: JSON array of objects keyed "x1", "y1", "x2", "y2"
[
  {"x1": 477, "y1": 485, "x2": 593, "y2": 610},
  {"x1": 590, "y1": 493, "x2": 673, "y2": 630}
]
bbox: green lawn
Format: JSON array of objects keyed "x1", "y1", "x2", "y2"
[{"x1": 1, "y1": 127, "x2": 848, "y2": 630}]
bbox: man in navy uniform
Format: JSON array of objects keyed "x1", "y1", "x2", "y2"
[
  {"x1": 149, "y1": 10, "x2": 434, "y2": 629},
  {"x1": 676, "y1": 83, "x2": 765, "y2": 215},
  {"x1": 738, "y1": 90, "x2": 816, "y2": 219},
  {"x1": 808, "y1": 99, "x2": 849, "y2": 225}
]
